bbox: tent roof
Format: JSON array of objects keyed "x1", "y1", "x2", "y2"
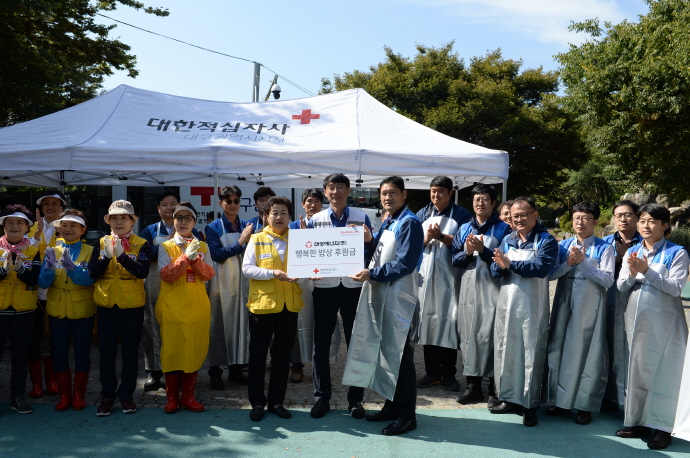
[{"x1": 0, "y1": 85, "x2": 508, "y2": 189}]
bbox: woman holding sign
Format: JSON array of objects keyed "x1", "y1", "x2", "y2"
[
  {"x1": 156, "y1": 202, "x2": 215, "y2": 413},
  {"x1": 242, "y1": 196, "x2": 304, "y2": 422}
]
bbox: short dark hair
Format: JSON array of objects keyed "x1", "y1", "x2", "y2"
[
  {"x1": 430, "y1": 176, "x2": 453, "y2": 192},
  {"x1": 301, "y1": 188, "x2": 324, "y2": 204},
  {"x1": 59, "y1": 208, "x2": 87, "y2": 227},
  {"x1": 638, "y1": 203, "x2": 671, "y2": 226},
  {"x1": 175, "y1": 201, "x2": 198, "y2": 220},
  {"x1": 323, "y1": 173, "x2": 350, "y2": 189},
  {"x1": 613, "y1": 200, "x2": 640, "y2": 215},
  {"x1": 571, "y1": 201, "x2": 600, "y2": 219},
  {"x1": 471, "y1": 184, "x2": 497, "y2": 202},
  {"x1": 1, "y1": 204, "x2": 34, "y2": 225},
  {"x1": 379, "y1": 176, "x2": 405, "y2": 192},
  {"x1": 497, "y1": 200, "x2": 513, "y2": 213},
  {"x1": 265, "y1": 196, "x2": 293, "y2": 219},
  {"x1": 156, "y1": 189, "x2": 180, "y2": 206},
  {"x1": 37, "y1": 189, "x2": 67, "y2": 207},
  {"x1": 511, "y1": 196, "x2": 536, "y2": 211},
  {"x1": 253, "y1": 187, "x2": 276, "y2": 202},
  {"x1": 219, "y1": 186, "x2": 242, "y2": 200}
]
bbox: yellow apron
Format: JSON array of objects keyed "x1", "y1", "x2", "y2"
[{"x1": 155, "y1": 240, "x2": 211, "y2": 373}]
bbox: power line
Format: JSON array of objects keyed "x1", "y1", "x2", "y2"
[{"x1": 96, "y1": 13, "x2": 316, "y2": 97}]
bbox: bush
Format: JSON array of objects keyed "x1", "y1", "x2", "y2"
[
  {"x1": 669, "y1": 226, "x2": 690, "y2": 254},
  {"x1": 559, "y1": 212, "x2": 573, "y2": 233}
]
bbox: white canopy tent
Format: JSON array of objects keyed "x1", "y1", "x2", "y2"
[{"x1": 0, "y1": 85, "x2": 508, "y2": 194}]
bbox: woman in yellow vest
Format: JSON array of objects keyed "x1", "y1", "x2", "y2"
[
  {"x1": 88, "y1": 200, "x2": 151, "y2": 417},
  {"x1": 242, "y1": 196, "x2": 304, "y2": 422},
  {"x1": 0, "y1": 204, "x2": 41, "y2": 414},
  {"x1": 27, "y1": 189, "x2": 67, "y2": 398},
  {"x1": 156, "y1": 202, "x2": 215, "y2": 413},
  {"x1": 38, "y1": 209, "x2": 95, "y2": 412}
]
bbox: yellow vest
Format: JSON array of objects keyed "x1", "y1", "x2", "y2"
[
  {"x1": 46, "y1": 243, "x2": 96, "y2": 319},
  {"x1": 28, "y1": 223, "x2": 58, "y2": 257},
  {"x1": 155, "y1": 240, "x2": 211, "y2": 373},
  {"x1": 247, "y1": 231, "x2": 303, "y2": 314},
  {"x1": 0, "y1": 246, "x2": 40, "y2": 311},
  {"x1": 93, "y1": 235, "x2": 146, "y2": 309}
]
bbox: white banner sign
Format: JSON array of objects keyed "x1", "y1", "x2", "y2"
[{"x1": 287, "y1": 227, "x2": 364, "y2": 278}]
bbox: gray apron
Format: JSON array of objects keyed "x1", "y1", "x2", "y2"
[
  {"x1": 494, "y1": 235, "x2": 550, "y2": 409},
  {"x1": 543, "y1": 247, "x2": 608, "y2": 412},
  {"x1": 207, "y1": 228, "x2": 250, "y2": 366},
  {"x1": 142, "y1": 223, "x2": 168, "y2": 372},
  {"x1": 342, "y1": 230, "x2": 419, "y2": 400},
  {"x1": 413, "y1": 215, "x2": 459, "y2": 348},
  {"x1": 296, "y1": 281, "x2": 315, "y2": 363},
  {"x1": 624, "y1": 242, "x2": 688, "y2": 431},
  {"x1": 457, "y1": 225, "x2": 501, "y2": 377},
  {"x1": 604, "y1": 282, "x2": 629, "y2": 406}
]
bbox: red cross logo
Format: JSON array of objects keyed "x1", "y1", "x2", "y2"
[
  {"x1": 305, "y1": 241, "x2": 312, "y2": 248},
  {"x1": 292, "y1": 109, "x2": 320, "y2": 124},
  {"x1": 313, "y1": 268, "x2": 320, "y2": 274}
]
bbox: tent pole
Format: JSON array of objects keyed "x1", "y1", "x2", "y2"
[
  {"x1": 213, "y1": 172, "x2": 219, "y2": 221},
  {"x1": 502, "y1": 179, "x2": 507, "y2": 202},
  {"x1": 252, "y1": 63, "x2": 261, "y2": 102}
]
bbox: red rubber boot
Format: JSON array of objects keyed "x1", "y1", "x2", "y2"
[
  {"x1": 44, "y1": 358, "x2": 59, "y2": 395},
  {"x1": 164, "y1": 373, "x2": 180, "y2": 413},
  {"x1": 28, "y1": 360, "x2": 43, "y2": 398},
  {"x1": 179, "y1": 372, "x2": 204, "y2": 412},
  {"x1": 72, "y1": 371, "x2": 89, "y2": 411},
  {"x1": 55, "y1": 371, "x2": 72, "y2": 412}
]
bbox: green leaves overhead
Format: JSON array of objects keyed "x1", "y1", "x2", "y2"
[{"x1": 323, "y1": 43, "x2": 584, "y2": 198}]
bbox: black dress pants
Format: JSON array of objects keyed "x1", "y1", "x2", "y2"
[{"x1": 423, "y1": 344, "x2": 457, "y2": 378}]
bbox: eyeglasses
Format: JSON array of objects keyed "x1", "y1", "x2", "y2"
[
  {"x1": 511, "y1": 210, "x2": 535, "y2": 221},
  {"x1": 223, "y1": 198, "x2": 241, "y2": 205},
  {"x1": 175, "y1": 216, "x2": 195, "y2": 222},
  {"x1": 326, "y1": 185, "x2": 347, "y2": 193},
  {"x1": 614, "y1": 212, "x2": 634, "y2": 220},
  {"x1": 473, "y1": 197, "x2": 491, "y2": 204},
  {"x1": 573, "y1": 217, "x2": 594, "y2": 223}
]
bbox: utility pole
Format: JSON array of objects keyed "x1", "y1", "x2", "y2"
[
  {"x1": 264, "y1": 75, "x2": 279, "y2": 101},
  {"x1": 251, "y1": 62, "x2": 261, "y2": 102}
]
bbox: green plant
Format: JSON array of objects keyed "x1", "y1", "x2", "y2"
[{"x1": 669, "y1": 226, "x2": 690, "y2": 254}]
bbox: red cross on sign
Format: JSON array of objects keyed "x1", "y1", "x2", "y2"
[
  {"x1": 305, "y1": 241, "x2": 313, "y2": 248},
  {"x1": 313, "y1": 268, "x2": 320, "y2": 274},
  {"x1": 292, "y1": 109, "x2": 320, "y2": 124}
]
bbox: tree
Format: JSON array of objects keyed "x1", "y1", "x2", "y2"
[
  {"x1": 0, "y1": 1, "x2": 168, "y2": 126},
  {"x1": 321, "y1": 43, "x2": 585, "y2": 199},
  {"x1": 557, "y1": 0, "x2": 690, "y2": 202}
]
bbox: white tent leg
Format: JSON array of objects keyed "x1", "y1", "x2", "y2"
[
  {"x1": 502, "y1": 179, "x2": 507, "y2": 202},
  {"x1": 213, "y1": 172, "x2": 219, "y2": 221}
]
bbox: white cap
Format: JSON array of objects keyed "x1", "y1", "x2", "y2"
[
  {"x1": 52, "y1": 215, "x2": 86, "y2": 228},
  {"x1": 0, "y1": 211, "x2": 35, "y2": 227},
  {"x1": 36, "y1": 194, "x2": 67, "y2": 206}
]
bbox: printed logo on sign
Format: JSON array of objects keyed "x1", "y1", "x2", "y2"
[
  {"x1": 313, "y1": 268, "x2": 320, "y2": 275},
  {"x1": 305, "y1": 241, "x2": 312, "y2": 248}
]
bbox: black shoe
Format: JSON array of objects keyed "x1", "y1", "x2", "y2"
[
  {"x1": 209, "y1": 375, "x2": 225, "y2": 390},
  {"x1": 249, "y1": 406, "x2": 264, "y2": 422},
  {"x1": 348, "y1": 401, "x2": 366, "y2": 419},
  {"x1": 228, "y1": 370, "x2": 248, "y2": 386},
  {"x1": 616, "y1": 426, "x2": 652, "y2": 438},
  {"x1": 489, "y1": 401, "x2": 520, "y2": 414},
  {"x1": 268, "y1": 404, "x2": 291, "y2": 419},
  {"x1": 443, "y1": 376, "x2": 460, "y2": 392},
  {"x1": 382, "y1": 417, "x2": 417, "y2": 436},
  {"x1": 648, "y1": 430, "x2": 672, "y2": 450},
  {"x1": 310, "y1": 398, "x2": 330, "y2": 418},
  {"x1": 486, "y1": 396, "x2": 500, "y2": 408},
  {"x1": 416, "y1": 374, "x2": 442, "y2": 388},
  {"x1": 600, "y1": 398, "x2": 620, "y2": 412},
  {"x1": 144, "y1": 371, "x2": 165, "y2": 391},
  {"x1": 456, "y1": 386, "x2": 484, "y2": 405},
  {"x1": 523, "y1": 408, "x2": 538, "y2": 427},
  {"x1": 10, "y1": 395, "x2": 32, "y2": 414},
  {"x1": 366, "y1": 405, "x2": 398, "y2": 422},
  {"x1": 575, "y1": 410, "x2": 591, "y2": 425},
  {"x1": 545, "y1": 405, "x2": 570, "y2": 416}
]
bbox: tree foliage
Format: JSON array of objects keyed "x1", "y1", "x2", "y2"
[
  {"x1": 321, "y1": 43, "x2": 585, "y2": 199},
  {"x1": 557, "y1": 0, "x2": 690, "y2": 201},
  {"x1": 0, "y1": 0, "x2": 168, "y2": 126}
]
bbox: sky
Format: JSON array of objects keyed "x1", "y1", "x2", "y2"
[{"x1": 101, "y1": 0, "x2": 650, "y2": 103}]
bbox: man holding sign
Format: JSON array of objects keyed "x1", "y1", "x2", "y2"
[
  {"x1": 305, "y1": 174, "x2": 374, "y2": 420},
  {"x1": 346, "y1": 176, "x2": 424, "y2": 436}
]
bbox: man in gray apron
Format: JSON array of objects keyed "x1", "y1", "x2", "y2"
[
  {"x1": 490, "y1": 196, "x2": 558, "y2": 427},
  {"x1": 615, "y1": 203, "x2": 689, "y2": 450},
  {"x1": 306, "y1": 174, "x2": 374, "y2": 420},
  {"x1": 247, "y1": 187, "x2": 276, "y2": 234},
  {"x1": 413, "y1": 176, "x2": 470, "y2": 392},
  {"x1": 601, "y1": 200, "x2": 641, "y2": 411},
  {"x1": 287, "y1": 188, "x2": 324, "y2": 383},
  {"x1": 451, "y1": 184, "x2": 510, "y2": 407},
  {"x1": 140, "y1": 190, "x2": 204, "y2": 391},
  {"x1": 543, "y1": 201, "x2": 614, "y2": 425},
  {"x1": 346, "y1": 176, "x2": 424, "y2": 436},
  {"x1": 205, "y1": 186, "x2": 253, "y2": 389}
]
